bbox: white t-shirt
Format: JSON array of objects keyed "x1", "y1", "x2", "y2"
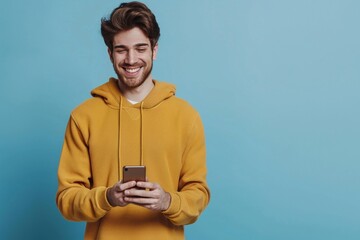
[{"x1": 127, "y1": 99, "x2": 138, "y2": 105}]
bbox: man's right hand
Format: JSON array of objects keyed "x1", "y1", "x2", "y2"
[{"x1": 106, "y1": 180, "x2": 137, "y2": 207}]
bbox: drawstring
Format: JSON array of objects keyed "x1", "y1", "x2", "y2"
[
  {"x1": 117, "y1": 97, "x2": 144, "y2": 181},
  {"x1": 140, "y1": 101, "x2": 144, "y2": 166},
  {"x1": 118, "y1": 97, "x2": 123, "y2": 181},
  {"x1": 118, "y1": 96, "x2": 144, "y2": 180}
]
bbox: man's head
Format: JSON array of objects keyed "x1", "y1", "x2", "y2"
[
  {"x1": 101, "y1": 1, "x2": 160, "y2": 52},
  {"x1": 101, "y1": 2, "x2": 160, "y2": 91}
]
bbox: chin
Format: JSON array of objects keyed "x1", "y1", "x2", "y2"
[{"x1": 119, "y1": 78, "x2": 146, "y2": 89}]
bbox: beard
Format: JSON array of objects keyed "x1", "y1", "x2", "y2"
[{"x1": 115, "y1": 60, "x2": 153, "y2": 90}]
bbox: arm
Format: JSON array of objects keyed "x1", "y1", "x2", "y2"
[
  {"x1": 163, "y1": 113, "x2": 210, "y2": 225},
  {"x1": 56, "y1": 116, "x2": 112, "y2": 222}
]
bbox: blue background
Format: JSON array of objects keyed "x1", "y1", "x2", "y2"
[{"x1": 1, "y1": 0, "x2": 359, "y2": 239}]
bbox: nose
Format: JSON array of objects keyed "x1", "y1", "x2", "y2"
[{"x1": 125, "y1": 49, "x2": 137, "y2": 65}]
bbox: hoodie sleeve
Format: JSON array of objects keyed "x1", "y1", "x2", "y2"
[
  {"x1": 56, "y1": 115, "x2": 112, "y2": 222},
  {"x1": 162, "y1": 113, "x2": 210, "y2": 225}
]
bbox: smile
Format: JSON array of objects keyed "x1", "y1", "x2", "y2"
[{"x1": 124, "y1": 67, "x2": 141, "y2": 73}]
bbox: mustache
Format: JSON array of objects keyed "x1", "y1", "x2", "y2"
[{"x1": 121, "y1": 63, "x2": 143, "y2": 68}]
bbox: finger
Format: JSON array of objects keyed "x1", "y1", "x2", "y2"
[
  {"x1": 125, "y1": 197, "x2": 157, "y2": 205},
  {"x1": 115, "y1": 181, "x2": 136, "y2": 192},
  {"x1": 136, "y1": 181, "x2": 159, "y2": 190},
  {"x1": 142, "y1": 204, "x2": 158, "y2": 210},
  {"x1": 125, "y1": 188, "x2": 154, "y2": 198}
]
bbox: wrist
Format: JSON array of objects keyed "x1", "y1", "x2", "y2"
[
  {"x1": 106, "y1": 187, "x2": 115, "y2": 207},
  {"x1": 163, "y1": 192, "x2": 171, "y2": 211}
]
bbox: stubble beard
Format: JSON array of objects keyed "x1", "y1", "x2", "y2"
[{"x1": 116, "y1": 60, "x2": 153, "y2": 90}]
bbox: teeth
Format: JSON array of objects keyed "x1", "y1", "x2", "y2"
[{"x1": 125, "y1": 67, "x2": 140, "y2": 73}]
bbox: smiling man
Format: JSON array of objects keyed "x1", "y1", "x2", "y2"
[
  {"x1": 56, "y1": 2, "x2": 210, "y2": 240},
  {"x1": 111, "y1": 27, "x2": 157, "y2": 102}
]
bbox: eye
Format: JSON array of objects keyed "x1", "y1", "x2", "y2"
[
  {"x1": 115, "y1": 49, "x2": 127, "y2": 54},
  {"x1": 137, "y1": 48, "x2": 147, "y2": 53}
]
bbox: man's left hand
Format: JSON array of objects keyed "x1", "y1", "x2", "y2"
[{"x1": 124, "y1": 181, "x2": 171, "y2": 211}]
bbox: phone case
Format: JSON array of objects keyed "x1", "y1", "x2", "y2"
[{"x1": 122, "y1": 166, "x2": 146, "y2": 182}]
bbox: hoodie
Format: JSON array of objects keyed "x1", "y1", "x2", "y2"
[{"x1": 56, "y1": 78, "x2": 210, "y2": 240}]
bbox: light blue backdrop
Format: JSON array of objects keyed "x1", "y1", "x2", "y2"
[{"x1": 1, "y1": 0, "x2": 359, "y2": 239}]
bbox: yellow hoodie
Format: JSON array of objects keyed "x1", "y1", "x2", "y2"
[{"x1": 56, "y1": 78, "x2": 210, "y2": 240}]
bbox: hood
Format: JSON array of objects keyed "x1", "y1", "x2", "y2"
[{"x1": 91, "y1": 78, "x2": 176, "y2": 108}]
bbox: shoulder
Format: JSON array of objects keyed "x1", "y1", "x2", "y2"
[
  {"x1": 165, "y1": 96, "x2": 202, "y2": 124},
  {"x1": 70, "y1": 97, "x2": 106, "y2": 121},
  {"x1": 171, "y1": 95, "x2": 198, "y2": 111}
]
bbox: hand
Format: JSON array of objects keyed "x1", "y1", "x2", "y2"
[
  {"x1": 124, "y1": 181, "x2": 171, "y2": 211},
  {"x1": 106, "y1": 180, "x2": 137, "y2": 207}
]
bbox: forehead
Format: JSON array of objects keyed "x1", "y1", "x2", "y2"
[{"x1": 113, "y1": 27, "x2": 150, "y2": 47}]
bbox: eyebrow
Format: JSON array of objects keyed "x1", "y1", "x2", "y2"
[{"x1": 114, "y1": 43, "x2": 150, "y2": 49}]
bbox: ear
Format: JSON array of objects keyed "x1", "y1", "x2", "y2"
[
  {"x1": 152, "y1": 43, "x2": 159, "y2": 60},
  {"x1": 108, "y1": 48, "x2": 114, "y2": 63}
]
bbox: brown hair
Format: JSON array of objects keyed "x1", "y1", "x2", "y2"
[{"x1": 101, "y1": 1, "x2": 160, "y2": 51}]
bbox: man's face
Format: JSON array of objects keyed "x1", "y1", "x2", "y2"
[{"x1": 109, "y1": 27, "x2": 158, "y2": 90}]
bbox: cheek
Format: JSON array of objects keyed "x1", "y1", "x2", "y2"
[
  {"x1": 112, "y1": 52, "x2": 124, "y2": 62},
  {"x1": 113, "y1": 57, "x2": 124, "y2": 66}
]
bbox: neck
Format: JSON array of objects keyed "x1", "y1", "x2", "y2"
[{"x1": 117, "y1": 78, "x2": 154, "y2": 102}]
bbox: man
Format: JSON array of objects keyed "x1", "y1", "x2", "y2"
[{"x1": 56, "y1": 2, "x2": 210, "y2": 239}]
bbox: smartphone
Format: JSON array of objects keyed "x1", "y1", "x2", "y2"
[{"x1": 122, "y1": 166, "x2": 146, "y2": 183}]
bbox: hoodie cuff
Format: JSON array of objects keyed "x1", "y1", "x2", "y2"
[
  {"x1": 162, "y1": 192, "x2": 180, "y2": 216},
  {"x1": 98, "y1": 187, "x2": 113, "y2": 211}
]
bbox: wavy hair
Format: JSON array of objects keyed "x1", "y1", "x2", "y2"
[{"x1": 101, "y1": 2, "x2": 160, "y2": 51}]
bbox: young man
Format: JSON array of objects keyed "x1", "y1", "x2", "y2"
[{"x1": 56, "y1": 2, "x2": 210, "y2": 239}]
